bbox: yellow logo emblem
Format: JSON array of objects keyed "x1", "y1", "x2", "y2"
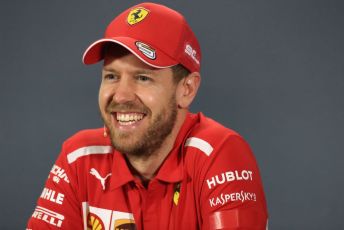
[
  {"x1": 173, "y1": 183, "x2": 181, "y2": 206},
  {"x1": 127, "y1": 7, "x2": 149, "y2": 25},
  {"x1": 173, "y1": 191, "x2": 180, "y2": 206},
  {"x1": 114, "y1": 219, "x2": 136, "y2": 230},
  {"x1": 87, "y1": 213, "x2": 105, "y2": 230}
]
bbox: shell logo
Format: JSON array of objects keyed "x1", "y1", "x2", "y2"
[{"x1": 87, "y1": 213, "x2": 105, "y2": 230}]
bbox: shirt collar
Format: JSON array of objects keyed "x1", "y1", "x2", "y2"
[
  {"x1": 109, "y1": 113, "x2": 200, "y2": 189},
  {"x1": 109, "y1": 150, "x2": 135, "y2": 190},
  {"x1": 155, "y1": 113, "x2": 199, "y2": 183}
]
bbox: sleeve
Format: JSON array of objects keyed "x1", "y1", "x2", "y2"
[
  {"x1": 26, "y1": 142, "x2": 84, "y2": 230},
  {"x1": 199, "y1": 135, "x2": 268, "y2": 230}
]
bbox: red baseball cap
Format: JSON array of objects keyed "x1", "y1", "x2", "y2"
[{"x1": 82, "y1": 2, "x2": 201, "y2": 73}]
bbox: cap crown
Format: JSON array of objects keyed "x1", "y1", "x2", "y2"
[{"x1": 83, "y1": 2, "x2": 201, "y2": 73}]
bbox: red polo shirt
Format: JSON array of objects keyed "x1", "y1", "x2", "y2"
[{"x1": 27, "y1": 113, "x2": 268, "y2": 229}]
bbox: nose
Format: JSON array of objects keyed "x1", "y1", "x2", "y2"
[{"x1": 113, "y1": 78, "x2": 136, "y2": 104}]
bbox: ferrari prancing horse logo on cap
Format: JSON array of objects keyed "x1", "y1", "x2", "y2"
[{"x1": 127, "y1": 7, "x2": 149, "y2": 25}]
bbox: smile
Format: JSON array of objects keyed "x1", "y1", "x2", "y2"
[{"x1": 115, "y1": 112, "x2": 145, "y2": 126}]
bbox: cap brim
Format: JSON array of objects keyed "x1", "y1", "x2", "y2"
[{"x1": 82, "y1": 37, "x2": 178, "y2": 69}]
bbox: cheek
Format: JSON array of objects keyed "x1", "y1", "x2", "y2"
[
  {"x1": 98, "y1": 86, "x2": 113, "y2": 109},
  {"x1": 137, "y1": 89, "x2": 174, "y2": 114},
  {"x1": 141, "y1": 94, "x2": 155, "y2": 105},
  {"x1": 137, "y1": 88, "x2": 162, "y2": 107}
]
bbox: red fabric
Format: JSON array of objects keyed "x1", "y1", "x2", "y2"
[
  {"x1": 207, "y1": 208, "x2": 267, "y2": 229},
  {"x1": 83, "y1": 2, "x2": 201, "y2": 73},
  {"x1": 27, "y1": 113, "x2": 268, "y2": 229}
]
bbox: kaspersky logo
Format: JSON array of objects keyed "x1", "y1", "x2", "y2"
[{"x1": 127, "y1": 7, "x2": 149, "y2": 25}]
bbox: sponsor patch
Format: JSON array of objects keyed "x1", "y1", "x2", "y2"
[
  {"x1": 87, "y1": 212, "x2": 105, "y2": 230},
  {"x1": 40, "y1": 188, "x2": 65, "y2": 205},
  {"x1": 114, "y1": 219, "x2": 136, "y2": 230},
  {"x1": 173, "y1": 183, "x2": 181, "y2": 206},
  {"x1": 135, "y1": 41, "x2": 156, "y2": 60},
  {"x1": 185, "y1": 44, "x2": 200, "y2": 65},
  {"x1": 82, "y1": 202, "x2": 135, "y2": 230},
  {"x1": 32, "y1": 206, "x2": 64, "y2": 228},
  {"x1": 50, "y1": 164, "x2": 70, "y2": 184},
  {"x1": 206, "y1": 170, "x2": 253, "y2": 189},
  {"x1": 209, "y1": 191, "x2": 257, "y2": 208},
  {"x1": 127, "y1": 7, "x2": 149, "y2": 25},
  {"x1": 90, "y1": 168, "x2": 112, "y2": 191}
]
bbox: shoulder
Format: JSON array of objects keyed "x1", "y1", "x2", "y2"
[
  {"x1": 183, "y1": 115, "x2": 267, "y2": 211},
  {"x1": 61, "y1": 128, "x2": 113, "y2": 165},
  {"x1": 184, "y1": 113, "x2": 256, "y2": 176},
  {"x1": 185, "y1": 113, "x2": 244, "y2": 157}
]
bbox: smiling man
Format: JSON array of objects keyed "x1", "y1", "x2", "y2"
[
  {"x1": 27, "y1": 2, "x2": 268, "y2": 230},
  {"x1": 99, "y1": 45, "x2": 192, "y2": 184}
]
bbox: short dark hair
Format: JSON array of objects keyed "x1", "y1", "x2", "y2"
[{"x1": 171, "y1": 64, "x2": 190, "y2": 84}]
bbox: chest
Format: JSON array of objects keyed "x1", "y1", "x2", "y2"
[{"x1": 83, "y1": 178, "x2": 200, "y2": 230}]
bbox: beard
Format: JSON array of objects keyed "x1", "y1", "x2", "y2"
[{"x1": 102, "y1": 95, "x2": 178, "y2": 159}]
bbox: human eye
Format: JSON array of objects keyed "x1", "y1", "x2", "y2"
[
  {"x1": 136, "y1": 75, "x2": 152, "y2": 82},
  {"x1": 103, "y1": 73, "x2": 118, "y2": 81}
]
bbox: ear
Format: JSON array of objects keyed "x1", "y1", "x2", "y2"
[{"x1": 176, "y1": 72, "x2": 201, "y2": 109}]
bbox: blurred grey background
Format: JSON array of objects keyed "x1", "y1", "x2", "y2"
[{"x1": 1, "y1": 0, "x2": 343, "y2": 229}]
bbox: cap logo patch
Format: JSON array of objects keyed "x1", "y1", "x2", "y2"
[
  {"x1": 135, "y1": 41, "x2": 156, "y2": 60},
  {"x1": 127, "y1": 7, "x2": 149, "y2": 25},
  {"x1": 185, "y1": 44, "x2": 200, "y2": 65}
]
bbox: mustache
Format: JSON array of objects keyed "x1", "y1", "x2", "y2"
[{"x1": 106, "y1": 101, "x2": 150, "y2": 114}]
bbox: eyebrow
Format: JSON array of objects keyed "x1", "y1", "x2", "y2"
[
  {"x1": 102, "y1": 66, "x2": 118, "y2": 73},
  {"x1": 134, "y1": 69, "x2": 155, "y2": 75},
  {"x1": 102, "y1": 67, "x2": 156, "y2": 75}
]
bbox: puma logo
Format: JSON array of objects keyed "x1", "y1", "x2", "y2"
[{"x1": 90, "y1": 168, "x2": 112, "y2": 191}]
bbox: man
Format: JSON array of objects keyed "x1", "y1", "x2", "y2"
[{"x1": 27, "y1": 2, "x2": 268, "y2": 229}]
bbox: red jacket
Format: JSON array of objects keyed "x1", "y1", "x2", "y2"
[{"x1": 27, "y1": 113, "x2": 268, "y2": 229}]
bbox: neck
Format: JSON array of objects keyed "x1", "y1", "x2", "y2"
[{"x1": 126, "y1": 110, "x2": 187, "y2": 182}]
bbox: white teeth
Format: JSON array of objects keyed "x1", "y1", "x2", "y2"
[{"x1": 116, "y1": 113, "x2": 144, "y2": 123}]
